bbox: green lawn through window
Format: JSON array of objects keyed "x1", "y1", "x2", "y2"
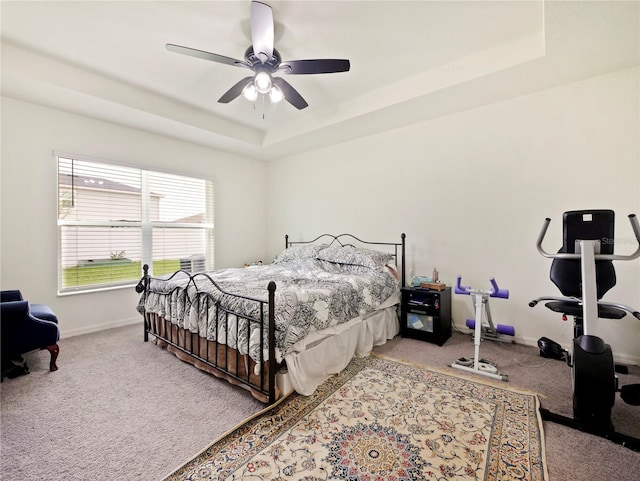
[{"x1": 62, "y1": 259, "x2": 181, "y2": 288}]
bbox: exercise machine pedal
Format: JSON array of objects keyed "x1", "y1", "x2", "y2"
[
  {"x1": 620, "y1": 384, "x2": 640, "y2": 406},
  {"x1": 615, "y1": 364, "x2": 629, "y2": 375},
  {"x1": 537, "y1": 336, "x2": 567, "y2": 361}
]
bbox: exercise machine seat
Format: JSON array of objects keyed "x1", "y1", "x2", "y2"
[{"x1": 544, "y1": 300, "x2": 626, "y2": 320}]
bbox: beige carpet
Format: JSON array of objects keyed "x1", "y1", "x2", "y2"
[{"x1": 164, "y1": 354, "x2": 548, "y2": 481}]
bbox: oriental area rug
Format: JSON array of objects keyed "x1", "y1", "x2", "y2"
[{"x1": 164, "y1": 355, "x2": 548, "y2": 481}]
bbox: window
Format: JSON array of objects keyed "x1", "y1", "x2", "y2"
[{"x1": 57, "y1": 155, "x2": 214, "y2": 294}]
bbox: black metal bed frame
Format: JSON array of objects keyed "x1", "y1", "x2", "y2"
[
  {"x1": 138, "y1": 233, "x2": 406, "y2": 405},
  {"x1": 285, "y1": 233, "x2": 406, "y2": 289}
]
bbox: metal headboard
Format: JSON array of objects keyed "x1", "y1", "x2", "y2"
[{"x1": 285, "y1": 233, "x2": 406, "y2": 287}]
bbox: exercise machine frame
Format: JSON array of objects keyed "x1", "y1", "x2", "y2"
[
  {"x1": 530, "y1": 212, "x2": 640, "y2": 451},
  {"x1": 464, "y1": 294, "x2": 515, "y2": 343},
  {"x1": 452, "y1": 277, "x2": 510, "y2": 382}
]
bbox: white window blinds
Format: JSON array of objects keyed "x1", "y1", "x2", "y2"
[{"x1": 57, "y1": 156, "x2": 214, "y2": 293}]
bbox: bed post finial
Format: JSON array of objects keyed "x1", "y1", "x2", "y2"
[
  {"x1": 285, "y1": 234, "x2": 289, "y2": 249},
  {"x1": 401, "y1": 233, "x2": 406, "y2": 287},
  {"x1": 140, "y1": 264, "x2": 150, "y2": 342},
  {"x1": 136, "y1": 265, "x2": 149, "y2": 294},
  {"x1": 267, "y1": 281, "x2": 277, "y2": 403}
]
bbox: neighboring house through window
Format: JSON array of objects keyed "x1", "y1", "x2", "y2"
[{"x1": 57, "y1": 155, "x2": 214, "y2": 294}]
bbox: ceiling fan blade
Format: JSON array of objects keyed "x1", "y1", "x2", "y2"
[
  {"x1": 251, "y1": 1, "x2": 274, "y2": 63},
  {"x1": 166, "y1": 44, "x2": 248, "y2": 68},
  {"x1": 279, "y1": 59, "x2": 350, "y2": 75},
  {"x1": 218, "y1": 77, "x2": 254, "y2": 103},
  {"x1": 272, "y1": 77, "x2": 308, "y2": 110}
]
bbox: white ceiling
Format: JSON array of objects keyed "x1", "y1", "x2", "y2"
[{"x1": 1, "y1": 1, "x2": 638, "y2": 161}]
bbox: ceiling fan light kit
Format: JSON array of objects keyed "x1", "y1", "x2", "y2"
[
  {"x1": 254, "y1": 71, "x2": 272, "y2": 94},
  {"x1": 241, "y1": 72, "x2": 283, "y2": 103},
  {"x1": 242, "y1": 83, "x2": 258, "y2": 102},
  {"x1": 167, "y1": 1, "x2": 350, "y2": 110},
  {"x1": 269, "y1": 85, "x2": 284, "y2": 103}
]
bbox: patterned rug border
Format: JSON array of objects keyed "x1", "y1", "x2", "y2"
[{"x1": 164, "y1": 354, "x2": 549, "y2": 481}]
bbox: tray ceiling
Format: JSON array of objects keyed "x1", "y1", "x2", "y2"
[{"x1": 1, "y1": 1, "x2": 638, "y2": 160}]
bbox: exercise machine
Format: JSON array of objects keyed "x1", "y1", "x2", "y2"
[
  {"x1": 464, "y1": 291, "x2": 515, "y2": 343},
  {"x1": 530, "y1": 210, "x2": 640, "y2": 450},
  {"x1": 452, "y1": 277, "x2": 510, "y2": 381}
]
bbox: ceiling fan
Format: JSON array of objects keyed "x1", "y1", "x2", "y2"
[{"x1": 166, "y1": 1, "x2": 350, "y2": 110}]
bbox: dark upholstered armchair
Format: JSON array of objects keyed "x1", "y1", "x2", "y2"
[{"x1": 1, "y1": 290, "x2": 60, "y2": 377}]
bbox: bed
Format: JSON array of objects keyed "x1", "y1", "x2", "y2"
[{"x1": 136, "y1": 233, "x2": 406, "y2": 404}]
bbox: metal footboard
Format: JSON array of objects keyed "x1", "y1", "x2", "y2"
[{"x1": 138, "y1": 264, "x2": 277, "y2": 404}]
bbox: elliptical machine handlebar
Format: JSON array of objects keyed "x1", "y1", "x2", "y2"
[
  {"x1": 490, "y1": 278, "x2": 509, "y2": 299},
  {"x1": 455, "y1": 276, "x2": 509, "y2": 299},
  {"x1": 536, "y1": 214, "x2": 640, "y2": 261}
]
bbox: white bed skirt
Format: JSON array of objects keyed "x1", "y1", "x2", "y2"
[{"x1": 281, "y1": 295, "x2": 400, "y2": 396}]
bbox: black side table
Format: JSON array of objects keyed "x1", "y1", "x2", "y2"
[{"x1": 400, "y1": 286, "x2": 451, "y2": 345}]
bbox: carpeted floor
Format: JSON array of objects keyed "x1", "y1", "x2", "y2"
[
  {"x1": 165, "y1": 354, "x2": 548, "y2": 481},
  {"x1": 1, "y1": 324, "x2": 639, "y2": 480}
]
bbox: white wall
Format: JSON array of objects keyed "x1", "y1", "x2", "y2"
[
  {"x1": 1, "y1": 97, "x2": 268, "y2": 337},
  {"x1": 2, "y1": 68, "x2": 639, "y2": 361},
  {"x1": 267, "y1": 67, "x2": 640, "y2": 363}
]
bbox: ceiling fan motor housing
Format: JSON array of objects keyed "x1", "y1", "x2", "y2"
[{"x1": 244, "y1": 46, "x2": 281, "y2": 72}]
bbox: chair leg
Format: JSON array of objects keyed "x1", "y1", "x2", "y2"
[{"x1": 45, "y1": 344, "x2": 59, "y2": 371}]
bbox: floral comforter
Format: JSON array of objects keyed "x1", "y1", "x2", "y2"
[{"x1": 139, "y1": 258, "x2": 399, "y2": 364}]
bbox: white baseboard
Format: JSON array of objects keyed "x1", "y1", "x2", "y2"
[
  {"x1": 453, "y1": 324, "x2": 640, "y2": 366},
  {"x1": 60, "y1": 316, "x2": 141, "y2": 339}
]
